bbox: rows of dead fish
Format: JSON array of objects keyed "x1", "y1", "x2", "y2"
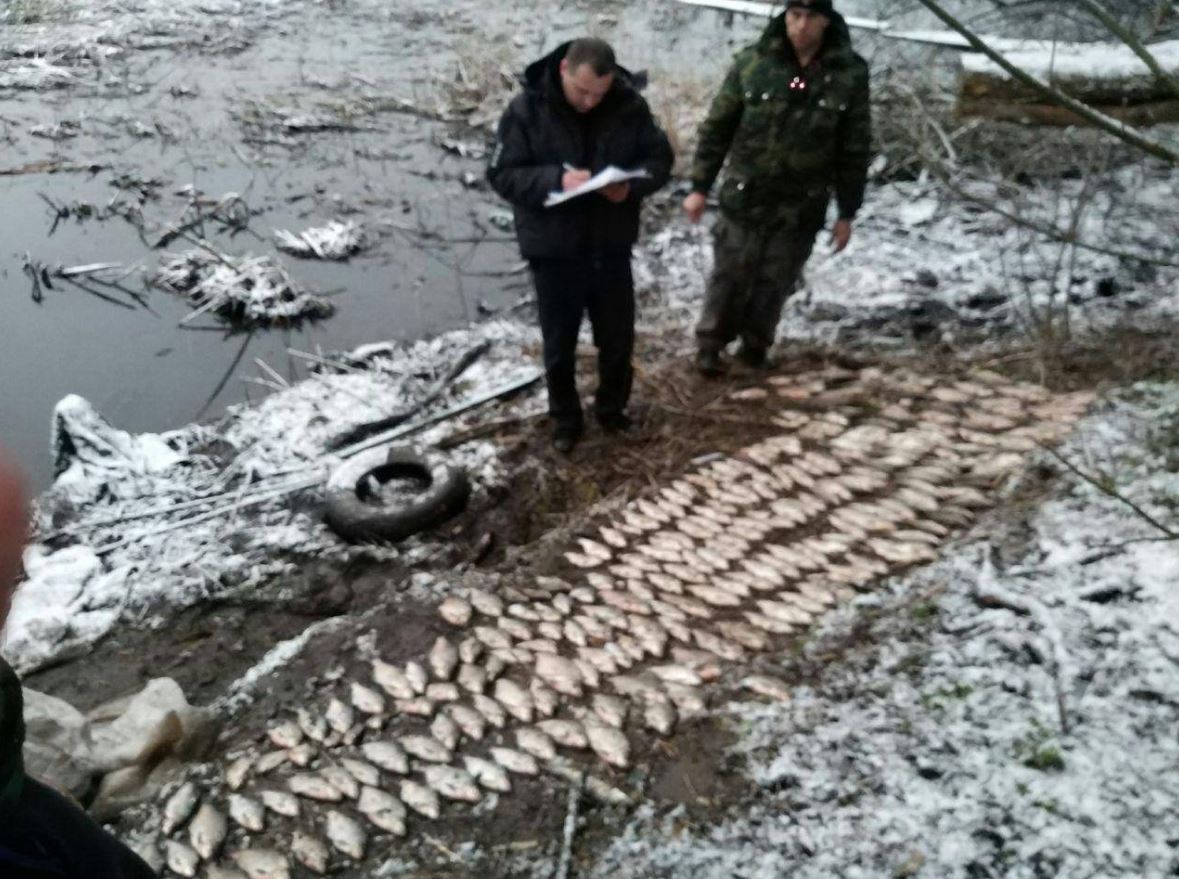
[{"x1": 130, "y1": 369, "x2": 1092, "y2": 877}]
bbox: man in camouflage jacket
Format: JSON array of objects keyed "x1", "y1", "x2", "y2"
[{"x1": 684, "y1": 0, "x2": 871, "y2": 374}]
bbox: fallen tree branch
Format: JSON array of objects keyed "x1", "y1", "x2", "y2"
[
  {"x1": 1077, "y1": 0, "x2": 1179, "y2": 102},
  {"x1": 554, "y1": 772, "x2": 585, "y2": 879}
]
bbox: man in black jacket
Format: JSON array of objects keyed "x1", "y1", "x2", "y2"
[
  {"x1": 488, "y1": 38, "x2": 674, "y2": 453},
  {"x1": 0, "y1": 450, "x2": 156, "y2": 879}
]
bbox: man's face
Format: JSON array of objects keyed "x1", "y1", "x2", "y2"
[
  {"x1": 0, "y1": 453, "x2": 28, "y2": 632},
  {"x1": 559, "y1": 60, "x2": 614, "y2": 114},
  {"x1": 786, "y1": 8, "x2": 830, "y2": 57}
]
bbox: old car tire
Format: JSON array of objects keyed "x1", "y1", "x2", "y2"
[{"x1": 324, "y1": 445, "x2": 470, "y2": 543}]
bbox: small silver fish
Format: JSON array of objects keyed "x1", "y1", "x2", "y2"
[
  {"x1": 472, "y1": 693, "x2": 507, "y2": 728},
  {"x1": 325, "y1": 810, "x2": 366, "y2": 860},
  {"x1": 340, "y1": 757, "x2": 381, "y2": 788},
  {"x1": 228, "y1": 793, "x2": 266, "y2": 833},
  {"x1": 288, "y1": 773, "x2": 343, "y2": 803},
  {"x1": 430, "y1": 714, "x2": 461, "y2": 751},
  {"x1": 233, "y1": 848, "x2": 291, "y2": 879},
  {"x1": 208, "y1": 866, "x2": 249, "y2": 879},
  {"x1": 494, "y1": 678, "x2": 534, "y2": 723},
  {"x1": 518, "y1": 637, "x2": 559, "y2": 655},
  {"x1": 423, "y1": 765, "x2": 482, "y2": 803},
  {"x1": 693, "y1": 630, "x2": 746, "y2": 662},
  {"x1": 497, "y1": 615, "x2": 533, "y2": 642},
  {"x1": 578, "y1": 538, "x2": 614, "y2": 561},
  {"x1": 537, "y1": 719, "x2": 588, "y2": 750},
  {"x1": 569, "y1": 586, "x2": 597, "y2": 603},
  {"x1": 287, "y1": 742, "x2": 317, "y2": 767},
  {"x1": 663, "y1": 682, "x2": 706, "y2": 716},
  {"x1": 360, "y1": 740, "x2": 409, "y2": 775},
  {"x1": 259, "y1": 789, "x2": 300, "y2": 818},
  {"x1": 371, "y1": 659, "x2": 415, "y2": 700},
  {"x1": 741, "y1": 675, "x2": 793, "y2": 702},
  {"x1": 490, "y1": 746, "x2": 539, "y2": 776},
  {"x1": 464, "y1": 755, "x2": 512, "y2": 793},
  {"x1": 474, "y1": 625, "x2": 513, "y2": 652},
  {"x1": 357, "y1": 785, "x2": 407, "y2": 836},
  {"x1": 459, "y1": 637, "x2": 484, "y2": 665},
  {"x1": 467, "y1": 587, "x2": 505, "y2": 617},
  {"x1": 400, "y1": 778, "x2": 442, "y2": 819},
  {"x1": 530, "y1": 678, "x2": 559, "y2": 718},
  {"x1": 291, "y1": 831, "x2": 330, "y2": 874},
  {"x1": 592, "y1": 694, "x2": 628, "y2": 728},
  {"x1": 574, "y1": 658, "x2": 602, "y2": 691},
  {"x1": 405, "y1": 661, "x2": 429, "y2": 695},
  {"x1": 439, "y1": 596, "x2": 473, "y2": 626},
  {"x1": 296, "y1": 708, "x2": 328, "y2": 743},
  {"x1": 717, "y1": 621, "x2": 769, "y2": 651},
  {"x1": 448, "y1": 703, "x2": 487, "y2": 741},
  {"x1": 583, "y1": 717, "x2": 631, "y2": 768},
  {"x1": 552, "y1": 593, "x2": 574, "y2": 615},
  {"x1": 515, "y1": 727, "x2": 557, "y2": 761},
  {"x1": 165, "y1": 840, "x2": 200, "y2": 877},
  {"x1": 599, "y1": 526, "x2": 629, "y2": 549},
  {"x1": 267, "y1": 720, "x2": 304, "y2": 751},
  {"x1": 644, "y1": 700, "x2": 678, "y2": 737},
  {"x1": 320, "y1": 764, "x2": 360, "y2": 800},
  {"x1": 225, "y1": 756, "x2": 252, "y2": 791},
  {"x1": 535, "y1": 654, "x2": 583, "y2": 697},
  {"x1": 350, "y1": 682, "x2": 386, "y2": 716},
  {"x1": 161, "y1": 781, "x2": 200, "y2": 836},
  {"x1": 400, "y1": 734, "x2": 452, "y2": 764},
  {"x1": 564, "y1": 551, "x2": 603, "y2": 569},
  {"x1": 507, "y1": 602, "x2": 541, "y2": 621},
  {"x1": 647, "y1": 664, "x2": 702, "y2": 687},
  {"x1": 745, "y1": 611, "x2": 795, "y2": 634},
  {"x1": 429, "y1": 637, "x2": 460, "y2": 681},
  {"x1": 425, "y1": 682, "x2": 461, "y2": 703},
  {"x1": 393, "y1": 697, "x2": 436, "y2": 717},
  {"x1": 325, "y1": 698, "x2": 354, "y2": 735},
  {"x1": 537, "y1": 621, "x2": 564, "y2": 642}
]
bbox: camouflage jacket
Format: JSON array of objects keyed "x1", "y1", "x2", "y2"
[{"x1": 690, "y1": 11, "x2": 872, "y2": 225}]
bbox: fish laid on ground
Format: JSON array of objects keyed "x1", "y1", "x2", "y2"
[
  {"x1": 208, "y1": 866, "x2": 249, "y2": 879},
  {"x1": 228, "y1": 794, "x2": 265, "y2": 833},
  {"x1": 448, "y1": 703, "x2": 486, "y2": 741},
  {"x1": 404, "y1": 661, "x2": 429, "y2": 695},
  {"x1": 745, "y1": 611, "x2": 795, "y2": 635},
  {"x1": 319, "y1": 765, "x2": 359, "y2": 800},
  {"x1": 339, "y1": 757, "x2": 381, "y2": 788},
  {"x1": 646, "y1": 662, "x2": 703, "y2": 686},
  {"x1": 583, "y1": 717, "x2": 630, "y2": 768},
  {"x1": 688, "y1": 585, "x2": 741, "y2": 608},
  {"x1": 694, "y1": 630, "x2": 746, "y2": 662},
  {"x1": 439, "y1": 596, "x2": 473, "y2": 627},
  {"x1": 234, "y1": 848, "x2": 291, "y2": 879},
  {"x1": 530, "y1": 678, "x2": 559, "y2": 718},
  {"x1": 537, "y1": 719, "x2": 588, "y2": 750},
  {"x1": 507, "y1": 602, "x2": 540, "y2": 622},
  {"x1": 350, "y1": 682, "x2": 386, "y2": 716},
  {"x1": 468, "y1": 587, "x2": 505, "y2": 617},
  {"x1": 267, "y1": 721, "x2": 303, "y2": 751},
  {"x1": 290, "y1": 745, "x2": 318, "y2": 768},
  {"x1": 259, "y1": 789, "x2": 300, "y2": 818},
  {"x1": 717, "y1": 621, "x2": 769, "y2": 652},
  {"x1": 464, "y1": 755, "x2": 512, "y2": 793},
  {"x1": 565, "y1": 551, "x2": 603, "y2": 569},
  {"x1": 430, "y1": 714, "x2": 460, "y2": 751},
  {"x1": 225, "y1": 756, "x2": 253, "y2": 791},
  {"x1": 472, "y1": 693, "x2": 507, "y2": 728},
  {"x1": 429, "y1": 637, "x2": 460, "y2": 681},
  {"x1": 394, "y1": 697, "x2": 435, "y2": 717},
  {"x1": 592, "y1": 694, "x2": 628, "y2": 728},
  {"x1": 288, "y1": 773, "x2": 343, "y2": 803},
  {"x1": 644, "y1": 700, "x2": 678, "y2": 737},
  {"x1": 659, "y1": 616, "x2": 693, "y2": 644},
  {"x1": 535, "y1": 654, "x2": 583, "y2": 697},
  {"x1": 473, "y1": 625, "x2": 513, "y2": 652},
  {"x1": 497, "y1": 615, "x2": 534, "y2": 642},
  {"x1": 574, "y1": 658, "x2": 601, "y2": 691},
  {"x1": 518, "y1": 637, "x2": 559, "y2": 655},
  {"x1": 357, "y1": 785, "x2": 407, "y2": 836},
  {"x1": 578, "y1": 647, "x2": 618, "y2": 676},
  {"x1": 372, "y1": 659, "x2": 415, "y2": 700},
  {"x1": 742, "y1": 675, "x2": 792, "y2": 702},
  {"x1": 459, "y1": 637, "x2": 484, "y2": 665},
  {"x1": 161, "y1": 781, "x2": 200, "y2": 835},
  {"x1": 494, "y1": 678, "x2": 534, "y2": 723},
  {"x1": 164, "y1": 840, "x2": 200, "y2": 877},
  {"x1": 360, "y1": 740, "x2": 409, "y2": 775},
  {"x1": 663, "y1": 682, "x2": 706, "y2": 716},
  {"x1": 599, "y1": 526, "x2": 629, "y2": 549},
  {"x1": 325, "y1": 810, "x2": 366, "y2": 860},
  {"x1": 515, "y1": 727, "x2": 557, "y2": 761},
  {"x1": 291, "y1": 831, "x2": 330, "y2": 874},
  {"x1": 490, "y1": 746, "x2": 540, "y2": 776},
  {"x1": 424, "y1": 765, "x2": 482, "y2": 803},
  {"x1": 325, "y1": 698, "x2": 354, "y2": 735},
  {"x1": 456, "y1": 663, "x2": 487, "y2": 695},
  {"x1": 425, "y1": 682, "x2": 461, "y2": 703},
  {"x1": 296, "y1": 708, "x2": 328, "y2": 743},
  {"x1": 400, "y1": 779, "x2": 442, "y2": 819},
  {"x1": 400, "y1": 734, "x2": 452, "y2": 764}
]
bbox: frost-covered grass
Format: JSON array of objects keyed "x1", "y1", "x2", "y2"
[{"x1": 586, "y1": 383, "x2": 1179, "y2": 878}]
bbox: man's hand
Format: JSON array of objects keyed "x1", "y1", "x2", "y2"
[
  {"x1": 562, "y1": 168, "x2": 592, "y2": 192},
  {"x1": 831, "y1": 218, "x2": 853, "y2": 253},
  {"x1": 600, "y1": 182, "x2": 630, "y2": 203},
  {"x1": 683, "y1": 192, "x2": 707, "y2": 224}
]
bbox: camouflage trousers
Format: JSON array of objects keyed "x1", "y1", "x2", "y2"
[{"x1": 695, "y1": 210, "x2": 825, "y2": 355}]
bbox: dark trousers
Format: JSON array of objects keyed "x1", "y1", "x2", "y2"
[
  {"x1": 530, "y1": 255, "x2": 635, "y2": 431},
  {"x1": 696, "y1": 212, "x2": 824, "y2": 354}
]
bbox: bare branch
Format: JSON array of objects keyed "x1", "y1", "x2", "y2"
[
  {"x1": 910, "y1": 0, "x2": 1179, "y2": 166},
  {"x1": 1077, "y1": 0, "x2": 1179, "y2": 101}
]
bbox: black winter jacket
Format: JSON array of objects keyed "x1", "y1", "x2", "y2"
[{"x1": 487, "y1": 43, "x2": 674, "y2": 260}]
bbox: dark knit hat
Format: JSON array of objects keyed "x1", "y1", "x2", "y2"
[{"x1": 786, "y1": 0, "x2": 835, "y2": 16}]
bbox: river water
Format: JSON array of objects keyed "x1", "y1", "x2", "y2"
[{"x1": 1, "y1": 0, "x2": 926, "y2": 487}]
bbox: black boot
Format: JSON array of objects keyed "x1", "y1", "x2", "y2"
[
  {"x1": 696, "y1": 348, "x2": 725, "y2": 377},
  {"x1": 553, "y1": 424, "x2": 583, "y2": 454},
  {"x1": 598, "y1": 412, "x2": 633, "y2": 434},
  {"x1": 736, "y1": 344, "x2": 769, "y2": 369}
]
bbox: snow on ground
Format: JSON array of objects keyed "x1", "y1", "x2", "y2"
[
  {"x1": 8, "y1": 318, "x2": 542, "y2": 674},
  {"x1": 586, "y1": 383, "x2": 1179, "y2": 878}
]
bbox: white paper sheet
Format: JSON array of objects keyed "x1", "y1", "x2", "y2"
[{"x1": 545, "y1": 166, "x2": 651, "y2": 208}]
